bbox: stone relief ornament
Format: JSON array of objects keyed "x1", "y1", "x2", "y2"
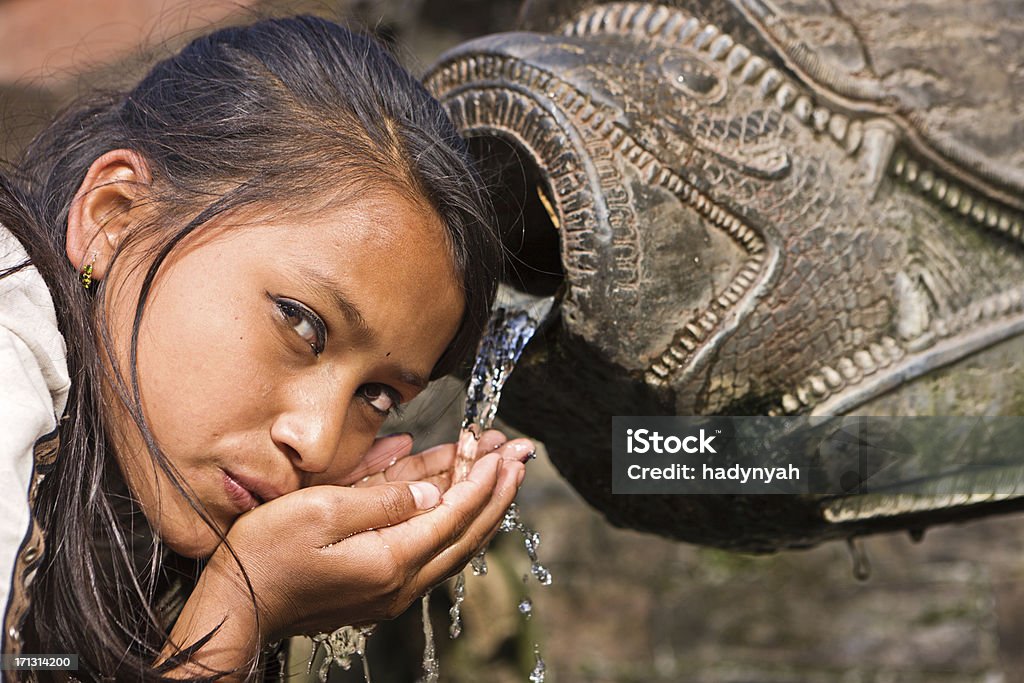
[{"x1": 426, "y1": 0, "x2": 1024, "y2": 551}]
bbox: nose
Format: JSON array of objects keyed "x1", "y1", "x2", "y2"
[{"x1": 269, "y1": 378, "x2": 358, "y2": 476}]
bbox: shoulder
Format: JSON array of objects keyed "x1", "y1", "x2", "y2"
[
  {"x1": 0, "y1": 221, "x2": 71, "y2": 422},
  {"x1": 0, "y1": 220, "x2": 70, "y2": 656}
]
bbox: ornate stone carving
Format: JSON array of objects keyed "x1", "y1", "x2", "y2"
[{"x1": 426, "y1": 1, "x2": 1024, "y2": 550}]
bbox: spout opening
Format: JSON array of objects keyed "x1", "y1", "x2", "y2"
[{"x1": 468, "y1": 133, "x2": 564, "y2": 298}]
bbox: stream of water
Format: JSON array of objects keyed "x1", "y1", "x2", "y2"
[
  {"x1": 309, "y1": 297, "x2": 553, "y2": 683},
  {"x1": 422, "y1": 299, "x2": 554, "y2": 683}
]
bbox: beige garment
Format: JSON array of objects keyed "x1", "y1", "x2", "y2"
[{"x1": 0, "y1": 221, "x2": 70, "y2": 668}]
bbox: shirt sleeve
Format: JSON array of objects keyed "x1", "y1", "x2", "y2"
[{"x1": 0, "y1": 324, "x2": 59, "y2": 655}]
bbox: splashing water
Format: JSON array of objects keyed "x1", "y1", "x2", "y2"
[
  {"x1": 529, "y1": 646, "x2": 546, "y2": 683},
  {"x1": 448, "y1": 573, "x2": 466, "y2": 639},
  {"x1": 421, "y1": 591, "x2": 440, "y2": 683},
  {"x1": 470, "y1": 550, "x2": 488, "y2": 576},
  {"x1": 501, "y1": 503, "x2": 553, "y2": 586},
  {"x1": 518, "y1": 597, "x2": 533, "y2": 618},
  {"x1": 453, "y1": 306, "x2": 550, "y2": 481},
  {"x1": 422, "y1": 300, "x2": 553, "y2": 680},
  {"x1": 307, "y1": 625, "x2": 375, "y2": 683}
]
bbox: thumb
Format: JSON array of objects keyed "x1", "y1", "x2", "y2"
[{"x1": 306, "y1": 481, "x2": 442, "y2": 542}]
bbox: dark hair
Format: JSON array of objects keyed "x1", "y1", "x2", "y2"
[{"x1": 5, "y1": 15, "x2": 500, "y2": 681}]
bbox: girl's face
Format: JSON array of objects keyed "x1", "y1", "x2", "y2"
[{"x1": 100, "y1": 190, "x2": 464, "y2": 558}]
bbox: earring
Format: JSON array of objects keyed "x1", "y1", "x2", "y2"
[{"x1": 80, "y1": 255, "x2": 96, "y2": 290}]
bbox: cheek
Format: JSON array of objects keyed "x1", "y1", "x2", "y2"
[{"x1": 132, "y1": 290, "x2": 272, "y2": 453}]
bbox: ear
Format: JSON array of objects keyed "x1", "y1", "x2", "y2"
[{"x1": 65, "y1": 149, "x2": 152, "y2": 283}]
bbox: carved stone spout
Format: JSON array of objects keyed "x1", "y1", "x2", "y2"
[{"x1": 426, "y1": 1, "x2": 1024, "y2": 551}]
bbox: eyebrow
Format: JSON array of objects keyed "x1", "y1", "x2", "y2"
[{"x1": 294, "y1": 264, "x2": 429, "y2": 391}]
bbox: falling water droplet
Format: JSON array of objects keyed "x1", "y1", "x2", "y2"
[
  {"x1": 518, "y1": 597, "x2": 533, "y2": 618},
  {"x1": 846, "y1": 537, "x2": 872, "y2": 581},
  {"x1": 421, "y1": 591, "x2": 439, "y2": 683},
  {"x1": 449, "y1": 573, "x2": 466, "y2": 639},
  {"x1": 470, "y1": 550, "x2": 489, "y2": 576},
  {"x1": 500, "y1": 503, "x2": 521, "y2": 533},
  {"x1": 529, "y1": 646, "x2": 546, "y2": 683},
  {"x1": 531, "y1": 563, "x2": 553, "y2": 586}
]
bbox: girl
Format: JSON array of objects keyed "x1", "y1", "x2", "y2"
[{"x1": 0, "y1": 14, "x2": 531, "y2": 681}]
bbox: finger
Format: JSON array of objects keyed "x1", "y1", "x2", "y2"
[
  {"x1": 385, "y1": 442, "x2": 456, "y2": 482},
  {"x1": 477, "y1": 429, "x2": 509, "y2": 455},
  {"x1": 362, "y1": 452, "x2": 505, "y2": 566},
  {"x1": 487, "y1": 438, "x2": 535, "y2": 464},
  {"x1": 340, "y1": 434, "x2": 414, "y2": 485},
  {"x1": 298, "y1": 480, "x2": 442, "y2": 544},
  {"x1": 415, "y1": 460, "x2": 525, "y2": 589}
]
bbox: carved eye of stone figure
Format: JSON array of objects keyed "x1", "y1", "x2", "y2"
[{"x1": 659, "y1": 52, "x2": 725, "y2": 102}]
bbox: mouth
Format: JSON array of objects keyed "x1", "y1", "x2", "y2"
[{"x1": 221, "y1": 469, "x2": 264, "y2": 512}]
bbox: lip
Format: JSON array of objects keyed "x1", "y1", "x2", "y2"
[
  {"x1": 221, "y1": 469, "x2": 286, "y2": 512},
  {"x1": 222, "y1": 470, "x2": 260, "y2": 512}
]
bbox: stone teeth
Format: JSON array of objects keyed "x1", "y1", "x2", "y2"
[
  {"x1": 933, "y1": 178, "x2": 948, "y2": 200},
  {"x1": 881, "y1": 336, "x2": 902, "y2": 359},
  {"x1": 837, "y1": 357, "x2": 859, "y2": 380},
  {"x1": 809, "y1": 376, "x2": 828, "y2": 397},
  {"x1": 844, "y1": 120, "x2": 864, "y2": 154},
  {"x1": 891, "y1": 151, "x2": 907, "y2": 176},
  {"x1": 759, "y1": 69, "x2": 783, "y2": 97},
  {"x1": 1012, "y1": 221, "x2": 1022, "y2": 239},
  {"x1": 868, "y1": 342, "x2": 888, "y2": 365},
  {"x1": 828, "y1": 114, "x2": 849, "y2": 142},
  {"x1": 958, "y1": 193, "x2": 974, "y2": 215},
  {"x1": 904, "y1": 160, "x2": 919, "y2": 183},
  {"x1": 738, "y1": 56, "x2": 767, "y2": 84},
  {"x1": 917, "y1": 170, "x2": 934, "y2": 192},
  {"x1": 708, "y1": 34, "x2": 734, "y2": 60},
  {"x1": 972, "y1": 202, "x2": 987, "y2": 223},
  {"x1": 693, "y1": 24, "x2": 720, "y2": 49},
  {"x1": 782, "y1": 394, "x2": 800, "y2": 413},
  {"x1": 792, "y1": 96, "x2": 813, "y2": 122},
  {"x1": 986, "y1": 207, "x2": 1000, "y2": 228},
  {"x1": 726, "y1": 44, "x2": 751, "y2": 73},
  {"x1": 812, "y1": 107, "x2": 831, "y2": 132},
  {"x1": 678, "y1": 17, "x2": 701, "y2": 43},
  {"x1": 645, "y1": 5, "x2": 672, "y2": 34},
  {"x1": 796, "y1": 386, "x2": 811, "y2": 405},
  {"x1": 946, "y1": 186, "x2": 961, "y2": 209},
  {"x1": 853, "y1": 350, "x2": 875, "y2": 372},
  {"x1": 629, "y1": 4, "x2": 654, "y2": 31},
  {"x1": 775, "y1": 83, "x2": 796, "y2": 109},
  {"x1": 822, "y1": 366, "x2": 843, "y2": 388}
]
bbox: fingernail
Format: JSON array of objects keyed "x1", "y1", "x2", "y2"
[
  {"x1": 409, "y1": 482, "x2": 440, "y2": 510},
  {"x1": 385, "y1": 432, "x2": 413, "y2": 440},
  {"x1": 505, "y1": 441, "x2": 536, "y2": 463}
]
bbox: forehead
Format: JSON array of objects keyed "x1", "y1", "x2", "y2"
[{"x1": 244, "y1": 190, "x2": 463, "y2": 346}]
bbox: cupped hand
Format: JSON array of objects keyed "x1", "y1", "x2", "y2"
[
  {"x1": 176, "y1": 434, "x2": 532, "y2": 653},
  {"x1": 339, "y1": 430, "x2": 535, "y2": 491}
]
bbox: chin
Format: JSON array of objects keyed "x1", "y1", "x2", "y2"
[{"x1": 158, "y1": 518, "x2": 227, "y2": 560}]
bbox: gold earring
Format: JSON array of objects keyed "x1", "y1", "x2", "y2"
[{"x1": 80, "y1": 255, "x2": 96, "y2": 290}]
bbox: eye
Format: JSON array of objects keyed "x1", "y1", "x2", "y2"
[
  {"x1": 274, "y1": 297, "x2": 326, "y2": 355},
  {"x1": 358, "y1": 383, "x2": 402, "y2": 417}
]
